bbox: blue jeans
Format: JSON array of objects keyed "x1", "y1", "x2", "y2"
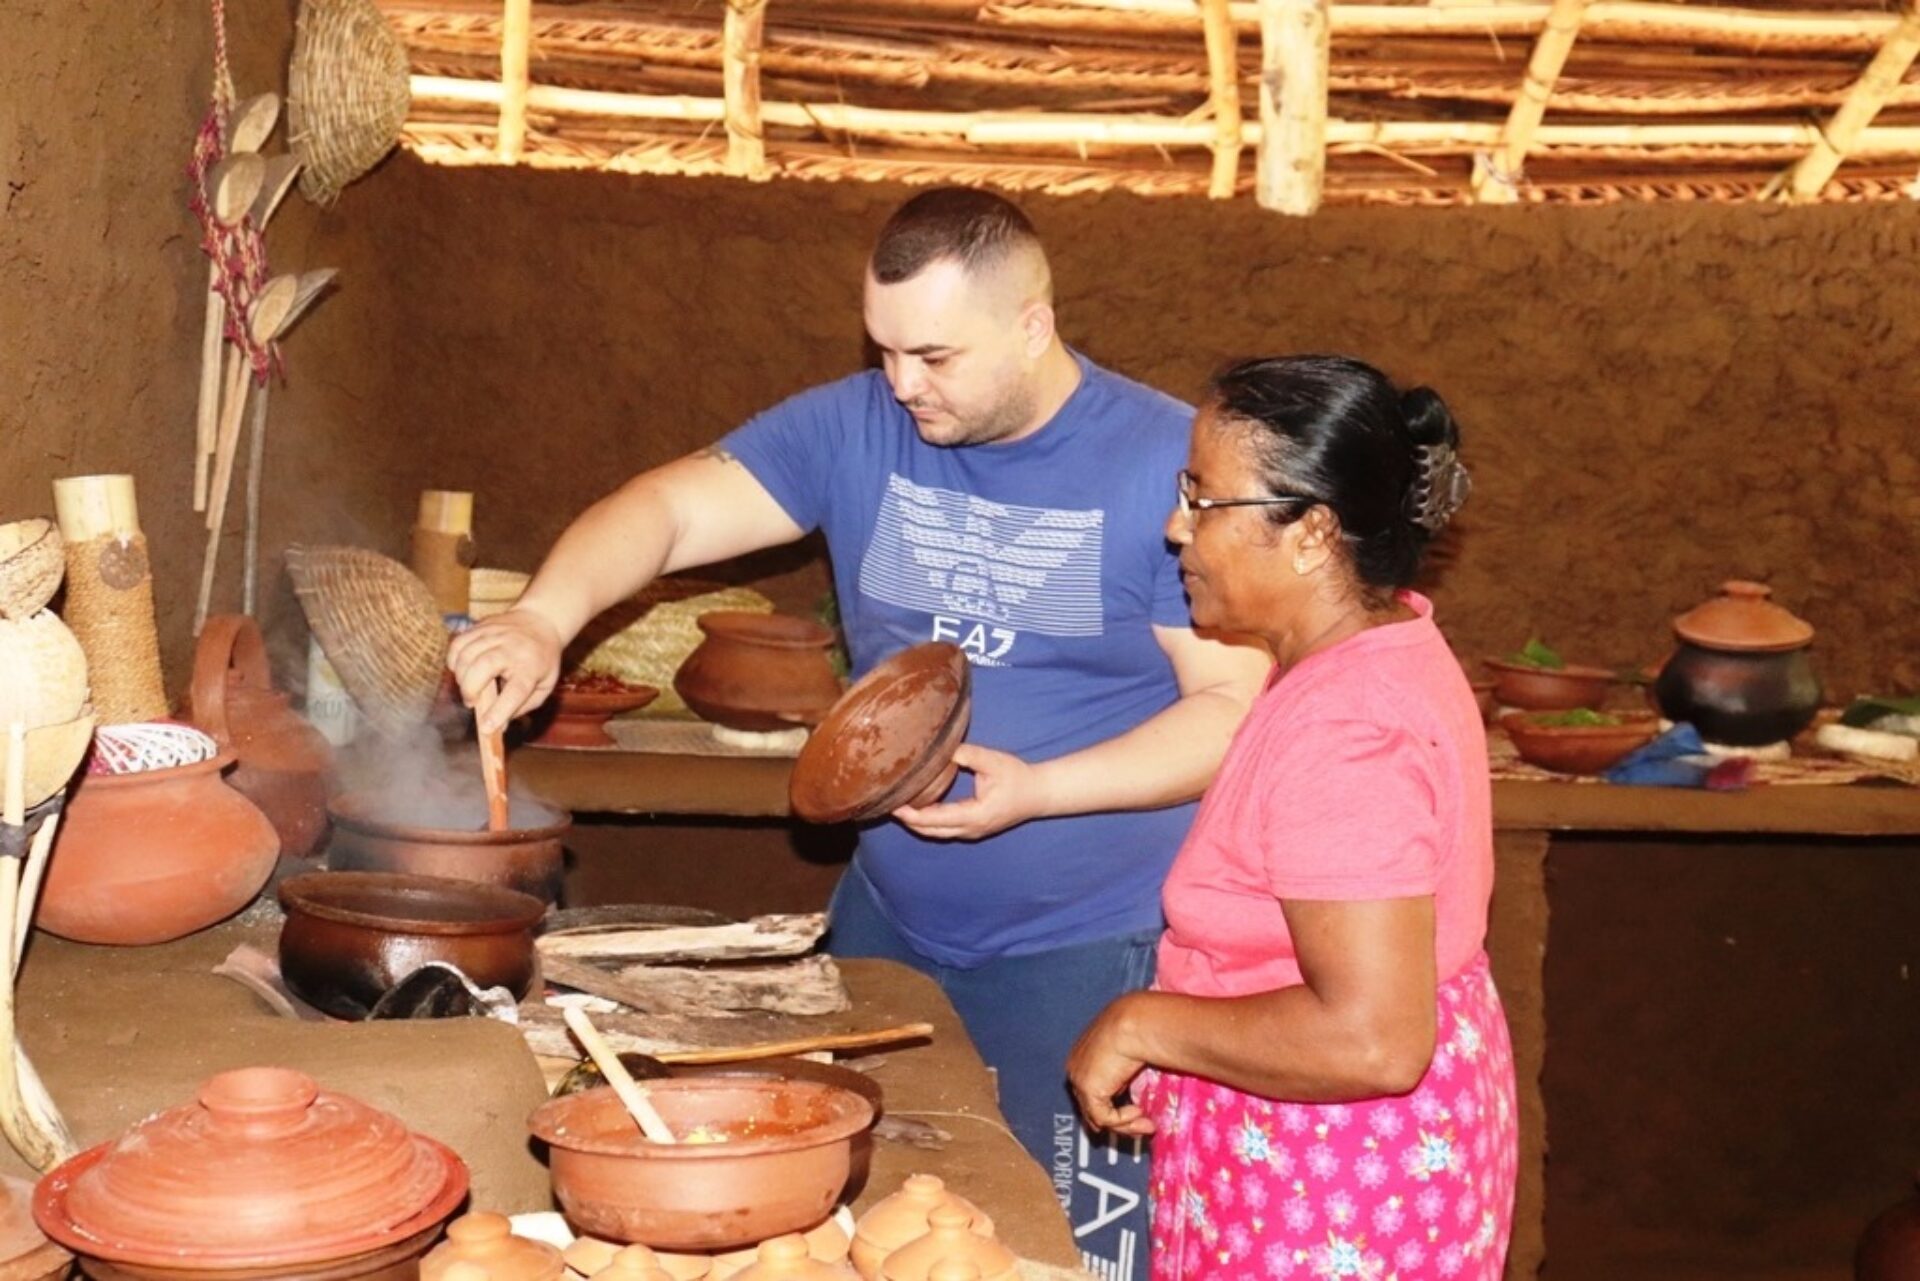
[{"x1": 828, "y1": 865, "x2": 1158, "y2": 1281}]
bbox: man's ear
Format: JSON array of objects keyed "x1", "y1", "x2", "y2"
[{"x1": 1019, "y1": 300, "x2": 1055, "y2": 359}]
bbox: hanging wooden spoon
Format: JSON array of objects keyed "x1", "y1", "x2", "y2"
[
  {"x1": 249, "y1": 155, "x2": 303, "y2": 228},
  {"x1": 194, "y1": 153, "x2": 266, "y2": 512},
  {"x1": 225, "y1": 93, "x2": 281, "y2": 154}
]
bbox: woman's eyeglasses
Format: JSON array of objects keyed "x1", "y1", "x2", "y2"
[{"x1": 1176, "y1": 470, "x2": 1317, "y2": 521}]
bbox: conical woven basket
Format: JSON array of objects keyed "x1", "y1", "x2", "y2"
[
  {"x1": 0, "y1": 518, "x2": 64, "y2": 622},
  {"x1": 571, "y1": 579, "x2": 774, "y2": 717},
  {"x1": 286, "y1": 545, "x2": 447, "y2": 736},
  {"x1": 287, "y1": 0, "x2": 411, "y2": 205}
]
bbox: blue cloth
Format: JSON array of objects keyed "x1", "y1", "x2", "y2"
[
  {"x1": 1603, "y1": 723, "x2": 1755, "y2": 790},
  {"x1": 829, "y1": 867, "x2": 1158, "y2": 1281},
  {"x1": 723, "y1": 352, "x2": 1197, "y2": 966}
]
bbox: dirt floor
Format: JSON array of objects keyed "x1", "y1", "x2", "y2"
[{"x1": 6, "y1": 5, "x2": 1920, "y2": 1278}]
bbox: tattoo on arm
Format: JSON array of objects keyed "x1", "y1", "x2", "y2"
[{"x1": 695, "y1": 445, "x2": 741, "y2": 468}]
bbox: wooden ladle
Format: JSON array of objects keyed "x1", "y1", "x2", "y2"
[
  {"x1": 562, "y1": 1005, "x2": 678, "y2": 1144},
  {"x1": 226, "y1": 93, "x2": 282, "y2": 154},
  {"x1": 194, "y1": 153, "x2": 266, "y2": 512}
]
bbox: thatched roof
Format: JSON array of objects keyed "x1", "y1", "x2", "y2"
[{"x1": 379, "y1": 0, "x2": 1920, "y2": 209}]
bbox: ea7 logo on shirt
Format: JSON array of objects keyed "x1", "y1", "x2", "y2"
[{"x1": 933, "y1": 615, "x2": 1015, "y2": 664}]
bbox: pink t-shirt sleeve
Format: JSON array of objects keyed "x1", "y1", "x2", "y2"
[{"x1": 1259, "y1": 718, "x2": 1442, "y2": 901}]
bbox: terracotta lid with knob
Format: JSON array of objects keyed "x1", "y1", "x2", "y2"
[
  {"x1": 32, "y1": 1066, "x2": 468, "y2": 1269},
  {"x1": 731, "y1": 1235, "x2": 850, "y2": 1281},
  {"x1": 851, "y1": 1176, "x2": 993, "y2": 1281},
  {"x1": 425, "y1": 1214, "x2": 564, "y2": 1281},
  {"x1": 877, "y1": 1205, "x2": 1015, "y2": 1281},
  {"x1": 600, "y1": 1246, "x2": 683, "y2": 1281},
  {"x1": 1672, "y1": 581, "x2": 1814, "y2": 654},
  {"x1": 565, "y1": 1238, "x2": 710, "y2": 1281}
]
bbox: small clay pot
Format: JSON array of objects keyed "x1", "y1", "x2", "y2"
[
  {"x1": 850, "y1": 1178, "x2": 993, "y2": 1281},
  {"x1": 191, "y1": 615, "x2": 335, "y2": 866},
  {"x1": 1481, "y1": 658, "x2": 1615, "y2": 712},
  {"x1": 38, "y1": 754, "x2": 280, "y2": 945},
  {"x1": 876, "y1": 1205, "x2": 1013, "y2": 1281},
  {"x1": 790, "y1": 645, "x2": 970, "y2": 825},
  {"x1": 1857, "y1": 1173, "x2": 1920, "y2": 1281},
  {"x1": 423, "y1": 1214, "x2": 564, "y2": 1281},
  {"x1": 1501, "y1": 712, "x2": 1661, "y2": 776},
  {"x1": 672, "y1": 614, "x2": 843, "y2": 733},
  {"x1": 327, "y1": 790, "x2": 571, "y2": 904},
  {"x1": 1653, "y1": 581, "x2": 1821, "y2": 747},
  {"x1": 278, "y1": 871, "x2": 546, "y2": 1020},
  {"x1": 528, "y1": 1078, "x2": 874, "y2": 1252},
  {"x1": 528, "y1": 684, "x2": 660, "y2": 749},
  {"x1": 34, "y1": 1067, "x2": 468, "y2": 1275}
]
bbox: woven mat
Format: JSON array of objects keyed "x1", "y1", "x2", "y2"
[
  {"x1": 603, "y1": 716, "x2": 806, "y2": 759},
  {"x1": 1488, "y1": 729, "x2": 1920, "y2": 787}
]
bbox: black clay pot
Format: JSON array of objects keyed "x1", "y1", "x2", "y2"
[
  {"x1": 1856, "y1": 1175, "x2": 1920, "y2": 1281},
  {"x1": 1654, "y1": 641, "x2": 1821, "y2": 747}
]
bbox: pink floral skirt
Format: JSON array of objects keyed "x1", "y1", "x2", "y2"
[{"x1": 1135, "y1": 953, "x2": 1518, "y2": 1280}]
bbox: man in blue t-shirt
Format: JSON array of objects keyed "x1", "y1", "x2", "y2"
[{"x1": 451, "y1": 189, "x2": 1267, "y2": 1274}]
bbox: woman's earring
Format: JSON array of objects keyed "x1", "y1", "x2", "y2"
[{"x1": 1292, "y1": 555, "x2": 1309, "y2": 575}]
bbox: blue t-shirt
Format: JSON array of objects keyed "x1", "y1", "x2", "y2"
[{"x1": 723, "y1": 352, "x2": 1198, "y2": 967}]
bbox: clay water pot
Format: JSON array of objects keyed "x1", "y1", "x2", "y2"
[
  {"x1": 790, "y1": 645, "x2": 970, "y2": 825},
  {"x1": 33, "y1": 1067, "x2": 468, "y2": 1281},
  {"x1": 277, "y1": 871, "x2": 546, "y2": 1020},
  {"x1": 1857, "y1": 1173, "x2": 1920, "y2": 1281},
  {"x1": 528, "y1": 1078, "x2": 874, "y2": 1252},
  {"x1": 422, "y1": 1215, "x2": 563, "y2": 1281},
  {"x1": 1653, "y1": 581, "x2": 1821, "y2": 747},
  {"x1": 326, "y1": 790, "x2": 570, "y2": 904},
  {"x1": 38, "y1": 754, "x2": 279, "y2": 945},
  {"x1": 672, "y1": 614, "x2": 842, "y2": 733},
  {"x1": 849, "y1": 1178, "x2": 993, "y2": 1281},
  {"x1": 191, "y1": 615, "x2": 335, "y2": 866},
  {"x1": 876, "y1": 1205, "x2": 1013, "y2": 1281}
]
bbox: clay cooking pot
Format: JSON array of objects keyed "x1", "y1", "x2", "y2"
[
  {"x1": 191, "y1": 615, "x2": 335, "y2": 865},
  {"x1": 672, "y1": 614, "x2": 843, "y2": 733},
  {"x1": 326, "y1": 789, "x2": 570, "y2": 903},
  {"x1": 1652, "y1": 580, "x2": 1821, "y2": 747},
  {"x1": 278, "y1": 871, "x2": 546, "y2": 1020},
  {"x1": 38, "y1": 754, "x2": 280, "y2": 945},
  {"x1": 528, "y1": 1078, "x2": 874, "y2": 1252}
]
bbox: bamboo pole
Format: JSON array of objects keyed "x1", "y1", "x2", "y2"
[
  {"x1": 1198, "y1": 0, "x2": 1241, "y2": 198},
  {"x1": 1781, "y1": 0, "x2": 1920, "y2": 200},
  {"x1": 1256, "y1": 0, "x2": 1328, "y2": 214},
  {"x1": 723, "y1": 0, "x2": 770, "y2": 178},
  {"x1": 1472, "y1": 0, "x2": 1592, "y2": 203},
  {"x1": 499, "y1": 0, "x2": 533, "y2": 161}
]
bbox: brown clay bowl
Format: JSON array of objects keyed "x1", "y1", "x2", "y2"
[
  {"x1": 326, "y1": 790, "x2": 571, "y2": 903},
  {"x1": 789, "y1": 644, "x2": 970, "y2": 824},
  {"x1": 528, "y1": 1079, "x2": 875, "y2": 1251},
  {"x1": 1501, "y1": 711, "x2": 1661, "y2": 776},
  {"x1": 278, "y1": 871, "x2": 547, "y2": 1020},
  {"x1": 529, "y1": 684, "x2": 660, "y2": 749},
  {"x1": 1482, "y1": 658, "x2": 1616, "y2": 712}
]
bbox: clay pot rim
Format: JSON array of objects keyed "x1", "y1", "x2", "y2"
[
  {"x1": 528, "y1": 1079, "x2": 875, "y2": 1159},
  {"x1": 1501, "y1": 711, "x2": 1660, "y2": 741},
  {"x1": 693, "y1": 612, "x2": 835, "y2": 651},
  {"x1": 73, "y1": 752, "x2": 237, "y2": 790},
  {"x1": 327, "y1": 790, "x2": 571, "y2": 842},
  {"x1": 791, "y1": 646, "x2": 971, "y2": 825},
  {"x1": 33, "y1": 1136, "x2": 468, "y2": 1270},
  {"x1": 549, "y1": 686, "x2": 660, "y2": 717},
  {"x1": 1480, "y1": 658, "x2": 1615, "y2": 681},
  {"x1": 278, "y1": 871, "x2": 548, "y2": 935}
]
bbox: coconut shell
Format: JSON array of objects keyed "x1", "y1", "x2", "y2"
[
  {"x1": 0, "y1": 713, "x2": 95, "y2": 810},
  {"x1": 0, "y1": 519, "x2": 63, "y2": 621},
  {"x1": 0, "y1": 612, "x2": 89, "y2": 729}
]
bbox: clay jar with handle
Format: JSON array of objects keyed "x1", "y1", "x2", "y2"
[
  {"x1": 672, "y1": 614, "x2": 843, "y2": 732},
  {"x1": 37, "y1": 753, "x2": 280, "y2": 945},
  {"x1": 1653, "y1": 580, "x2": 1822, "y2": 747},
  {"x1": 423, "y1": 1214, "x2": 563, "y2": 1281},
  {"x1": 850, "y1": 1177, "x2": 993, "y2": 1281},
  {"x1": 32, "y1": 1066, "x2": 468, "y2": 1279},
  {"x1": 191, "y1": 614, "x2": 335, "y2": 866},
  {"x1": 876, "y1": 1206, "x2": 1013, "y2": 1281}
]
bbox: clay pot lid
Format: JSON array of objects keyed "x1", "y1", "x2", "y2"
[
  {"x1": 1672, "y1": 580, "x2": 1814, "y2": 653},
  {"x1": 33, "y1": 1067, "x2": 469, "y2": 1269},
  {"x1": 424, "y1": 1213, "x2": 564, "y2": 1281},
  {"x1": 878, "y1": 1204, "x2": 1015, "y2": 1281},
  {"x1": 790, "y1": 644, "x2": 970, "y2": 824},
  {"x1": 731, "y1": 1234, "x2": 847, "y2": 1281}
]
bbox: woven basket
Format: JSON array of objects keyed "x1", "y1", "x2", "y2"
[
  {"x1": 286, "y1": 545, "x2": 447, "y2": 736},
  {"x1": 0, "y1": 713, "x2": 96, "y2": 811},
  {"x1": 470, "y1": 567, "x2": 532, "y2": 621},
  {"x1": 0, "y1": 612, "x2": 90, "y2": 730},
  {"x1": 0, "y1": 518, "x2": 63, "y2": 621},
  {"x1": 571, "y1": 579, "x2": 774, "y2": 717},
  {"x1": 287, "y1": 0, "x2": 411, "y2": 205}
]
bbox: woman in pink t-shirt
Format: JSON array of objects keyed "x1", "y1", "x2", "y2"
[{"x1": 1068, "y1": 355, "x2": 1515, "y2": 1280}]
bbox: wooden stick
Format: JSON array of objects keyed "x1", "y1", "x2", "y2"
[
  {"x1": 241, "y1": 382, "x2": 271, "y2": 618},
  {"x1": 1257, "y1": 0, "x2": 1329, "y2": 215},
  {"x1": 653, "y1": 1022, "x2": 936, "y2": 1065},
  {"x1": 1198, "y1": 0, "x2": 1241, "y2": 198},
  {"x1": 722, "y1": 0, "x2": 770, "y2": 178},
  {"x1": 1472, "y1": 0, "x2": 1592, "y2": 203},
  {"x1": 195, "y1": 155, "x2": 265, "y2": 513},
  {"x1": 15, "y1": 803, "x2": 61, "y2": 970},
  {"x1": 479, "y1": 725, "x2": 510, "y2": 831},
  {"x1": 1782, "y1": 0, "x2": 1920, "y2": 200},
  {"x1": 499, "y1": 0, "x2": 533, "y2": 161},
  {"x1": 0, "y1": 725, "x2": 68, "y2": 1171},
  {"x1": 560, "y1": 1005, "x2": 680, "y2": 1143}
]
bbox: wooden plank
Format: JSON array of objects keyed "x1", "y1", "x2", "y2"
[
  {"x1": 543, "y1": 953, "x2": 852, "y2": 1016},
  {"x1": 518, "y1": 1001, "x2": 933, "y2": 1061},
  {"x1": 1493, "y1": 779, "x2": 1920, "y2": 836},
  {"x1": 537, "y1": 912, "x2": 827, "y2": 963}
]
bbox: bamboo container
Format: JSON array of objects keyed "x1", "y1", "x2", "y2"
[
  {"x1": 52, "y1": 476, "x2": 168, "y2": 726},
  {"x1": 411, "y1": 490, "x2": 475, "y2": 617}
]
